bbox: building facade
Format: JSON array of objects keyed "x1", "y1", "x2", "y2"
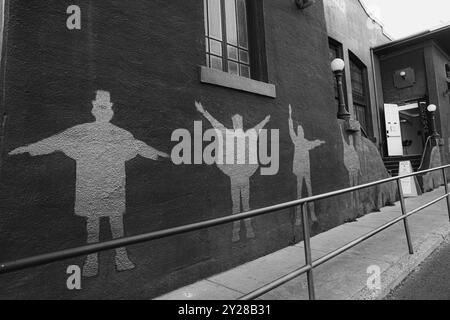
[
  {"x1": 374, "y1": 27, "x2": 450, "y2": 166},
  {"x1": 0, "y1": 0, "x2": 427, "y2": 299}
]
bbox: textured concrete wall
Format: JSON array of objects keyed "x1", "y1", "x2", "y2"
[
  {"x1": 0, "y1": 0, "x2": 395, "y2": 299},
  {"x1": 323, "y1": 0, "x2": 391, "y2": 139},
  {"x1": 422, "y1": 146, "x2": 444, "y2": 192}
]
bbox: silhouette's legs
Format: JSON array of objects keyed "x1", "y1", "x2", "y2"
[
  {"x1": 110, "y1": 215, "x2": 135, "y2": 272},
  {"x1": 348, "y1": 172, "x2": 358, "y2": 212},
  {"x1": 231, "y1": 182, "x2": 241, "y2": 242},
  {"x1": 305, "y1": 175, "x2": 318, "y2": 223},
  {"x1": 295, "y1": 176, "x2": 303, "y2": 226},
  {"x1": 83, "y1": 217, "x2": 99, "y2": 277},
  {"x1": 352, "y1": 171, "x2": 359, "y2": 210},
  {"x1": 241, "y1": 180, "x2": 255, "y2": 239}
]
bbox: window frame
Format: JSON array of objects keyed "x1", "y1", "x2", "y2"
[
  {"x1": 349, "y1": 51, "x2": 372, "y2": 136},
  {"x1": 203, "y1": 0, "x2": 268, "y2": 83},
  {"x1": 204, "y1": 0, "x2": 252, "y2": 78}
]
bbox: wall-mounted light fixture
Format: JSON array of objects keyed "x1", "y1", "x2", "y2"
[
  {"x1": 295, "y1": 0, "x2": 316, "y2": 10},
  {"x1": 400, "y1": 71, "x2": 407, "y2": 79},
  {"x1": 331, "y1": 58, "x2": 351, "y2": 120},
  {"x1": 427, "y1": 104, "x2": 440, "y2": 139}
]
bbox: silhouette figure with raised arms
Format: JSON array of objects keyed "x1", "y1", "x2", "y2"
[
  {"x1": 288, "y1": 105, "x2": 325, "y2": 226},
  {"x1": 195, "y1": 101, "x2": 270, "y2": 242}
]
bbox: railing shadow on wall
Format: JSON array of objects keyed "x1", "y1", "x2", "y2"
[
  {"x1": 1, "y1": 165, "x2": 450, "y2": 300},
  {"x1": 418, "y1": 136, "x2": 433, "y2": 172}
]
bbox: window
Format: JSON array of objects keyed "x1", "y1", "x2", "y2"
[
  {"x1": 204, "y1": 0, "x2": 251, "y2": 78},
  {"x1": 328, "y1": 38, "x2": 348, "y2": 107},
  {"x1": 349, "y1": 53, "x2": 370, "y2": 135}
]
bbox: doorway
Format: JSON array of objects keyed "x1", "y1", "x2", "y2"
[{"x1": 384, "y1": 101, "x2": 428, "y2": 157}]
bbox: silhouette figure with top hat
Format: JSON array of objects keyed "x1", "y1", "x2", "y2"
[{"x1": 10, "y1": 90, "x2": 169, "y2": 277}]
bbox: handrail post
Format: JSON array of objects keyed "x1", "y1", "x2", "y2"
[
  {"x1": 396, "y1": 179, "x2": 414, "y2": 254},
  {"x1": 442, "y1": 168, "x2": 450, "y2": 221},
  {"x1": 301, "y1": 202, "x2": 315, "y2": 300}
]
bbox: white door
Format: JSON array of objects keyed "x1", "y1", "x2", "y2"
[{"x1": 384, "y1": 104, "x2": 403, "y2": 156}]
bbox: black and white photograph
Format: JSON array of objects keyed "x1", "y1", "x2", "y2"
[{"x1": 1, "y1": 0, "x2": 450, "y2": 306}]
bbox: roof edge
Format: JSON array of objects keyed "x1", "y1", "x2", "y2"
[
  {"x1": 357, "y1": 0, "x2": 393, "y2": 41},
  {"x1": 373, "y1": 24, "x2": 450, "y2": 52}
]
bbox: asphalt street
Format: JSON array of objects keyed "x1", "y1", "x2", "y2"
[{"x1": 386, "y1": 240, "x2": 450, "y2": 300}]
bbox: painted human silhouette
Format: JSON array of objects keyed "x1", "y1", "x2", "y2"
[
  {"x1": 195, "y1": 101, "x2": 270, "y2": 242},
  {"x1": 339, "y1": 125, "x2": 361, "y2": 209},
  {"x1": 288, "y1": 105, "x2": 325, "y2": 226},
  {"x1": 9, "y1": 90, "x2": 169, "y2": 277}
]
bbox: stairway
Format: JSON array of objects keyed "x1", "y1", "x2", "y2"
[{"x1": 383, "y1": 154, "x2": 422, "y2": 177}]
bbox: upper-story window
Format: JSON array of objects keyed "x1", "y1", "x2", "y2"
[
  {"x1": 349, "y1": 52, "x2": 370, "y2": 134},
  {"x1": 204, "y1": 0, "x2": 251, "y2": 78}
]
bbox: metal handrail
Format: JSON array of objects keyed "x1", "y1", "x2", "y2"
[{"x1": 1, "y1": 164, "x2": 450, "y2": 300}]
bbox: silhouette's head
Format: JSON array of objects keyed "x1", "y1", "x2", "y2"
[
  {"x1": 297, "y1": 125, "x2": 304, "y2": 138},
  {"x1": 92, "y1": 90, "x2": 114, "y2": 123},
  {"x1": 232, "y1": 114, "x2": 243, "y2": 130}
]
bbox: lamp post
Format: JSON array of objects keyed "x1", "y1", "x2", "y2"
[
  {"x1": 331, "y1": 58, "x2": 351, "y2": 120},
  {"x1": 427, "y1": 104, "x2": 439, "y2": 140}
]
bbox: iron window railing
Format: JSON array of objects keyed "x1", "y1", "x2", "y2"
[{"x1": 1, "y1": 165, "x2": 450, "y2": 300}]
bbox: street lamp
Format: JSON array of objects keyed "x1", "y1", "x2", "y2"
[
  {"x1": 427, "y1": 104, "x2": 440, "y2": 139},
  {"x1": 331, "y1": 58, "x2": 351, "y2": 120}
]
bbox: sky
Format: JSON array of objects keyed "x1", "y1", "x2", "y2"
[{"x1": 360, "y1": 0, "x2": 450, "y2": 39}]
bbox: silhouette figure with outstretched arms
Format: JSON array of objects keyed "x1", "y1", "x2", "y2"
[{"x1": 9, "y1": 90, "x2": 169, "y2": 277}]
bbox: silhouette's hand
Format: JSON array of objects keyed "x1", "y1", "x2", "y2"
[
  {"x1": 195, "y1": 101, "x2": 205, "y2": 114},
  {"x1": 288, "y1": 105, "x2": 292, "y2": 117},
  {"x1": 157, "y1": 151, "x2": 170, "y2": 159},
  {"x1": 9, "y1": 146, "x2": 30, "y2": 156},
  {"x1": 265, "y1": 115, "x2": 271, "y2": 123}
]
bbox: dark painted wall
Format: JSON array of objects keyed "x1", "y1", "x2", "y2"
[{"x1": 0, "y1": 0, "x2": 393, "y2": 299}]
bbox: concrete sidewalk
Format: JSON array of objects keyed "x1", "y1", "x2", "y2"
[{"x1": 156, "y1": 185, "x2": 450, "y2": 300}]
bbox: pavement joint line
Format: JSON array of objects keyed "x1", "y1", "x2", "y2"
[{"x1": 205, "y1": 279, "x2": 246, "y2": 295}]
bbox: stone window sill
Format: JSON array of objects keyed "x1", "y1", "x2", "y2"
[{"x1": 199, "y1": 66, "x2": 276, "y2": 98}]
